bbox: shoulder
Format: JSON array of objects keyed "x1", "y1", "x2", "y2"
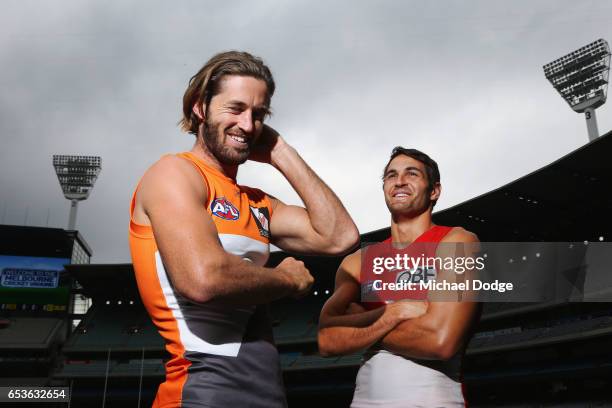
[
  {"x1": 138, "y1": 155, "x2": 207, "y2": 205},
  {"x1": 144, "y1": 154, "x2": 199, "y2": 179},
  {"x1": 337, "y1": 249, "x2": 362, "y2": 280},
  {"x1": 441, "y1": 226, "x2": 479, "y2": 243}
]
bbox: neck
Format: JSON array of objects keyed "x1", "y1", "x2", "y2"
[
  {"x1": 190, "y1": 138, "x2": 239, "y2": 180},
  {"x1": 389, "y1": 209, "x2": 434, "y2": 244}
]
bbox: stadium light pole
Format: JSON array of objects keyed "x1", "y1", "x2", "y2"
[
  {"x1": 53, "y1": 155, "x2": 102, "y2": 230},
  {"x1": 543, "y1": 39, "x2": 611, "y2": 142}
]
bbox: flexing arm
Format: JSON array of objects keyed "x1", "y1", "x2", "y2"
[
  {"x1": 135, "y1": 156, "x2": 313, "y2": 305},
  {"x1": 380, "y1": 228, "x2": 481, "y2": 360},
  {"x1": 253, "y1": 126, "x2": 359, "y2": 255},
  {"x1": 318, "y1": 252, "x2": 427, "y2": 356}
]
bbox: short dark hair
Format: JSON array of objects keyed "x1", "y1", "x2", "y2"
[
  {"x1": 383, "y1": 147, "x2": 441, "y2": 207},
  {"x1": 180, "y1": 51, "x2": 275, "y2": 135}
]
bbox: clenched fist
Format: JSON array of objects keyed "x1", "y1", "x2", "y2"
[{"x1": 276, "y1": 257, "x2": 314, "y2": 299}]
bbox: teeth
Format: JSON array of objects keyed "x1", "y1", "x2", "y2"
[{"x1": 230, "y1": 135, "x2": 247, "y2": 143}]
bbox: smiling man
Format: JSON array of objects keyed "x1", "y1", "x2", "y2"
[
  {"x1": 318, "y1": 147, "x2": 481, "y2": 407},
  {"x1": 129, "y1": 51, "x2": 359, "y2": 407}
]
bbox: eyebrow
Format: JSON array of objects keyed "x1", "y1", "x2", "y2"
[
  {"x1": 404, "y1": 166, "x2": 423, "y2": 174},
  {"x1": 384, "y1": 166, "x2": 423, "y2": 177}
]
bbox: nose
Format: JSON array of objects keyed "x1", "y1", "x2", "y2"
[
  {"x1": 395, "y1": 173, "x2": 409, "y2": 186},
  {"x1": 237, "y1": 110, "x2": 254, "y2": 134}
]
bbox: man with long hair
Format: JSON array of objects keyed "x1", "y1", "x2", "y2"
[{"x1": 129, "y1": 51, "x2": 359, "y2": 407}]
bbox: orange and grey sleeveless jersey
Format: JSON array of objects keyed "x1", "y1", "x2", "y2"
[{"x1": 128, "y1": 152, "x2": 286, "y2": 408}]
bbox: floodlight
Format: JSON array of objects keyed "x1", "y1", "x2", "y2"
[
  {"x1": 543, "y1": 39, "x2": 611, "y2": 141},
  {"x1": 53, "y1": 155, "x2": 102, "y2": 230}
]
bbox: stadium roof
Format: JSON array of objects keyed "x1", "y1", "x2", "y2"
[
  {"x1": 364, "y1": 130, "x2": 612, "y2": 242},
  {"x1": 0, "y1": 225, "x2": 92, "y2": 259},
  {"x1": 65, "y1": 263, "x2": 137, "y2": 299}
]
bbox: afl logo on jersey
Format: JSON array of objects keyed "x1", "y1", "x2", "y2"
[{"x1": 211, "y1": 197, "x2": 240, "y2": 220}]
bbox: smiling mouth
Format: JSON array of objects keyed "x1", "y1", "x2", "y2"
[
  {"x1": 392, "y1": 192, "x2": 411, "y2": 198},
  {"x1": 229, "y1": 134, "x2": 248, "y2": 144}
]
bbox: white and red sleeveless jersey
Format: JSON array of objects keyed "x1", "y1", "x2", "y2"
[{"x1": 353, "y1": 225, "x2": 467, "y2": 408}]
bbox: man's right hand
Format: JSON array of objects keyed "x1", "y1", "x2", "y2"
[
  {"x1": 387, "y1": 300, "x2": 428, "y2": 321},
  {"x1": 276, "y1": 257, "x2": 314, "y2": 298}
]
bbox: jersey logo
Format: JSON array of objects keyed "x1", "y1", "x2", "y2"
[
  {"x1": 211, "y1": 197, "x2": 240, "y2": 220},
  {"x1": 395, "y1": 267, "x2": 436, "y2": 284},
  {"x1": 250, "y1": 206, "x2": 270, "y2": 238}
]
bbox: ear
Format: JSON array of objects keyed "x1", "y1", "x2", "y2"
[
  {"x1": 430, "y1": 182, "x2": 441, "y2": 202},
  {"x1": 192, "y1": 102, "x2": 206, "y2": 120}
]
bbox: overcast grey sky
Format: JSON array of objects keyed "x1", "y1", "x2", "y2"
[{"x1": 1, "y1": 0, "x2": 611, "y2": 262}]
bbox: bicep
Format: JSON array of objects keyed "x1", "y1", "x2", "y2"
[
  {"x1": 387, "y1": 300, "x2": 479, "y2": 360},
  {"x1": 268, "y1": 197, "x2": 321, "y2": 254},
  {"x1": 422, "y1": 230, "x2": 481, "y2": 340},
  {"x1": 432, "y1": 229, "x2": 481, "y2": 302},
  {"x1": 139, "y1": 158, "x2": 226, "y2": 298},
  {"x1": 421, "y1": 301, "x2": 480, "y2": 337}
]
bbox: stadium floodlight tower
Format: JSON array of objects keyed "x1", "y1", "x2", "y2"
[
  {"x1": 543, "y1": 39, "x2": 611, "y2": 142},
  {"x1": 53, "y1": 155, "x2": 102, "y2": 230}
]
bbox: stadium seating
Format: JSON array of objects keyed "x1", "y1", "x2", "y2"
[
  {"x1": 63, "y1": 304, "x2": 162, "y2": 353},
  {"x1": 271, "y1": 298, "x2": 324, "y2": 345},
  {"x1": 0, "y1": 317, "x2": 64, "y2": 350}
]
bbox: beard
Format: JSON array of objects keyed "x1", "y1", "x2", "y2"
[{"x1": 202, "y1": 117, "x2": 251, "y2": 165}]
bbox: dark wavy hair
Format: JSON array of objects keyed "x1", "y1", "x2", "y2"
[{"x1": 383, "y1": 147, "x2": 441, "y2": 207}]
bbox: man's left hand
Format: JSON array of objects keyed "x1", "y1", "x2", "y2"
[{"x1": 248, "y1": 124, "x2": 289, "y2": 165}]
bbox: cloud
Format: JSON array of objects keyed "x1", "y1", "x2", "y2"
[{"x1": 1, "y1": 0, "x2": 612, "y2": 261}]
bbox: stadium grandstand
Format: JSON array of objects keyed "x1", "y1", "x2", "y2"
[
  {"x1": 1, "y1": 131, "x2": 612, "y2": 406},
  {"x1": 0, "y1": 226, "x2": 91, "y2": 407}
]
